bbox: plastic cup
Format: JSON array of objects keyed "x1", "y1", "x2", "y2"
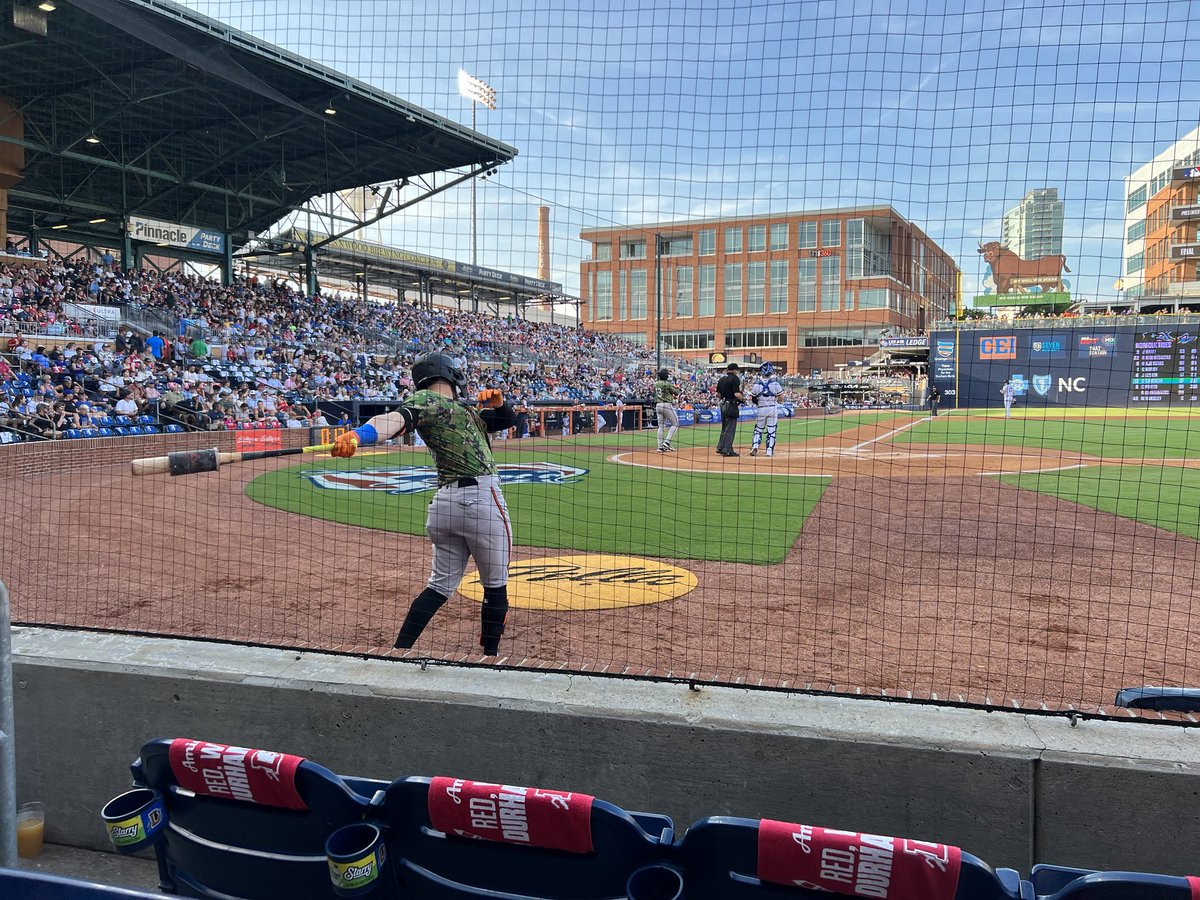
[{"x1": 17, "y1": 801, "x2": 44, "y2": 859}]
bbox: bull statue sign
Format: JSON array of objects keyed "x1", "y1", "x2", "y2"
[{"x1": 973, "y1": 241, "x2": 1072, "y2": 310}]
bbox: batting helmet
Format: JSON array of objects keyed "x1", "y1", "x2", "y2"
[
  {"x1": 759, "y1": 362, "x2": 774, "y2": 376},
  {"x1": 657, "y1": 368, "x2": 670, "y2": 380},
  {"x1": 411, "y1": 352, "x2": 468, "y2": 396}
]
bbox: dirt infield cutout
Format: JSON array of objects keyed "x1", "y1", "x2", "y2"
[{"x1": 615, "y1": 415, "x2": 1099, "y2": 478}]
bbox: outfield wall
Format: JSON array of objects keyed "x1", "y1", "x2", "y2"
[
  {"x1": 10, "y1": 628, "x2": 1200, "y2": 875},
  {"x1": 930, "y1": 324, "x2": 1200, "y2": 408}
]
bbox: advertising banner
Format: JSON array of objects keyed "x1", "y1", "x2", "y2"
[
  {"x1": 930, "y1": 325, "x2": 1200, "y2": 407},
  {"x1": 128, "y1": 215, "x2": 225, "y2": 255}
]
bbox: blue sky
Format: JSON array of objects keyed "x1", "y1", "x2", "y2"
[{"x1": 181, "y1": 0, "x2": 1200, "y2": 299}]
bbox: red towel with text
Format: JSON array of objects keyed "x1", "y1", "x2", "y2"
[
  {"x1": 428, "y1": 777, "x2": 594, "y2": 853},
  {"x1": 1187, "y1": 875, "x2": 1200, "y2": 900},
  {"x1": 758, "y1": 819, "x2": 962, "y2": 900},
  {"x1": 168, "y1": 738, "x2": 306, "y2": 810}
]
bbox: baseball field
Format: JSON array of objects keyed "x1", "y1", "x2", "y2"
[{"x1": 6, "y1": 406, "x2": 1200, "y2": 710}]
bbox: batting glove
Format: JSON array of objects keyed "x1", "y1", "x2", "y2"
[{"x1": 331, "y1": 431, "x2": 359, "y2": 458}]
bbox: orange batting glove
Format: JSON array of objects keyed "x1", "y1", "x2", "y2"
[
  {"x1": 331, "y1": 431, "x2": 359, "y2": 458},
  {"x1": 478, "y1": 388, "x2": 504, "y2": 409}
]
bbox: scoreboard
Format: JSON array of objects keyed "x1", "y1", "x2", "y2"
[{"x1": 1131, "y1": 331, "x2": 1200, "y2": 403}]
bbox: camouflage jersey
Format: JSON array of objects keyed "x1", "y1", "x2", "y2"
[
  {"x1": 654, "y1": 379, "x2": 679, "y2": 404},
  {"x1": 403, "y1": 389, "x2": 497, "y2": 486}
]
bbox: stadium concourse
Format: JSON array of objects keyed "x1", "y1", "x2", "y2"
[{"x1": 0, "y1": 257, "x2": 720, "y2": 444}]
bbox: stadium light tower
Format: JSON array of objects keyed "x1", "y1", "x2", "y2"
[{"x1": 458, "y1": 69, "x2": 496, "y2": 311}]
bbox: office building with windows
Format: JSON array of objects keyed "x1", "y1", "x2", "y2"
[
  {"x1": 1001, "y1": 188, "x2": 1064, "y2": 260},
  {"x1": 1123, "y1": 125, "x2": 1200, "y2": 301},
  {"x1": 579, "y1": 206, "x2": 959, "y2": 374}
]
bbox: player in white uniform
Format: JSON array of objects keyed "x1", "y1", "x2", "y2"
[
  {"x1": 749, "y1": 362, "x2": 784, "y2": 457},
  {"x1": 1000, "y1": 379, "x2": 1015, "y2": 418}
]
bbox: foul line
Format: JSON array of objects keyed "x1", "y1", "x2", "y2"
[
  {"x1": 608, "y1": 452, "x2": 831, "y2": 479},
  {"x1": 980, "y1": 463, "x2": 1088, "y2": 477},
  {"x1": 847, "y1": 417, "x2": 930, "y2": 452}
]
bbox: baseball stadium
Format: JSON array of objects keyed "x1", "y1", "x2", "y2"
[{"x1": 2, "y1": 0, "x2": 1200, "y2": 896}]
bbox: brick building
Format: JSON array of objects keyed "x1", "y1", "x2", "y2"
[{"x1": 579, "y1": 206, "x2": 958, "y2": 374}]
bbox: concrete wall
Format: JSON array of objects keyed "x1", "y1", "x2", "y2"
[{"x1": 10, "y1": 628, "x2": 1200, "y2": 875}]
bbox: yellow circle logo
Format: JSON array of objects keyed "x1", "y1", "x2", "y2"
[{"x1": 461, "y1": 554, "x2": 697, "y2": 610}]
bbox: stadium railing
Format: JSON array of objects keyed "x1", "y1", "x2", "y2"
[{"x1": 0, "y1": 869, "x2": 160, "y2": 899}]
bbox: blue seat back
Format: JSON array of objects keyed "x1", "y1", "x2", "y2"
[
  {"x1": 133, "y1": 738, "x2": 385, "y2": 899},
  {"x1": 674, "y1": 817, "x2": 1029, "y2": 900},
  {"x1": 377, "y1": 776, "x2": 673, "y2": 899},
  {"x1": 0, "y1": 868, "x2": 160, "y2": 899},
  {"x1": 1031, "y1": 865, "x2": 1196, "y2": 900}
]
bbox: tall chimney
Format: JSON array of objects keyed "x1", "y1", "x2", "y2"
[{"x1": 537, "y1": 206, "x2": 550, "y2": 281}]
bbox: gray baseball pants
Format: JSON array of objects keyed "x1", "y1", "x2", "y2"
[{"x1": 425, "y1": 475, "x2": 512, "y2": 595}]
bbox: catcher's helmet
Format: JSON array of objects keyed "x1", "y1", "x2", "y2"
[
  {"x1": 411, "y1": 352, "x2": 467, "y2": 396},
  {"x1": 759, "y1": 362, "x2": 774, "y2": 376},
  {"x1": 657, "y1": 368, "x2": 670, "y2": 380}
]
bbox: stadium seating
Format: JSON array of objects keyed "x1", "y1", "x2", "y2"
[
  {"x1": 673, "y1": 817, "x2": 1032, "y2": 900},
  {"x1": 1029, "y1": 865, "x2": 1198, "y2": 899},
  {"x1": 0, "y1": 868, "x2": 161, "y2": 899},
  {"x1": 376, "y1": 775, "x2": 675, "y2": 899},
  {"x1": 127, "y1": 737, "x2": 387, "y2": 899}
]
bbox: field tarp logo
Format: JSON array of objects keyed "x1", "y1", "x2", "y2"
[
  {"x1": 302, "y1": 462, "x2": 588, "y2": 494},
  {"x1": 461, "y1": 554, "x2": 698, "y2": 610}
]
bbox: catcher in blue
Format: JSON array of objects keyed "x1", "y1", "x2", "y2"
[{"x1": 749, "y1": 362, "x2": 784, "y2": 457}]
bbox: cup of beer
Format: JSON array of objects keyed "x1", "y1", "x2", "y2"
[{"x1": 17, "y1": 801, "x2": 44, "y2": 858}]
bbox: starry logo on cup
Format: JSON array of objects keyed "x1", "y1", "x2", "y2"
[{"x1": 303, "y1": 463, "x2": 588, "y2": 494}]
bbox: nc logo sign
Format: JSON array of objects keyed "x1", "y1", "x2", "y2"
[{"x1": 1058, "y1": 377, "x2": 1087, "y2": 393}]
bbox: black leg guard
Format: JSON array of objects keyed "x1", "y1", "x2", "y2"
[
  {"x1": 394, "y1": 587, "x2": 449, "y2": 649},
  {"x1": 480, "y1": 585, "x2": 509, "y2": 656}
]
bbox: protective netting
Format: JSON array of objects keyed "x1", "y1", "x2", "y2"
[{"x1": 3, "y1": 0, "x2": 1200, "y2": 711}]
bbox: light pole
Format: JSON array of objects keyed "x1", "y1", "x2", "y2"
[
  {"x1": 655, "y1": 233, "x2": 663, "y2": 373},
  {"x1": 458, "y1": 69, "x2": 496, "y2": 313}
]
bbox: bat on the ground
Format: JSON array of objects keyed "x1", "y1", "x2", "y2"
[{"x1": 131, "y1": 444, "x2": 334, "y2": 477}]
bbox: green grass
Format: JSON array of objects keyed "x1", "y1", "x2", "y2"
[
  {"x1": 1000, "y1": 465, "x2": 1200, "y2": 539},
  {"x1": 894, "y1": 410, "x2": 1200, "y2": 459},
  {"x1": 245, "y1": 446, "x2": 829, "y2": 564}
]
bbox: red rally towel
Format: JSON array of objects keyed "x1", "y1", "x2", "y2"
[
  {"x1": 1188, "y1": 875, "x2": 1200, "y2": 900},
  {"x1": 758, "y1": 819, "x2": 962, "y2": 900},
  {"x1": 428, "y1": 777, "x2": 594, "y2": 853},
  {"x1": 168, "y1": 738, "x2": 307, "y2": 810}
]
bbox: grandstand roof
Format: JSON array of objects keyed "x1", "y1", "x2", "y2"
[{"x1": 0, "y1": 0, "x2": 516, "y2": 250}]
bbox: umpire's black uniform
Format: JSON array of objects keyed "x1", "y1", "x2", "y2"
[{"x1": 715, "y1": 363, "x2": 743, "y2": 456}]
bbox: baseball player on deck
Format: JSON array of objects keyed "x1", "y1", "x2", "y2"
[
  {"x1": 654, "y1": 368, "x2": 680, "y2": 453},
  {"x1": 332, "y1": 352, "x2": 517, "y2": 656},
  {"x1": 749, "y1": 362, "x2": 784, "y2": 457}
]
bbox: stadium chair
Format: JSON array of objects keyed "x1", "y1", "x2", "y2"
[
  {"x1": 96, "y1": 428, "x2": 111, "y2": 437},
  {"x1": 0, "y1": 868, "x2": 161, "y2": 899},
  {"x1": 100, "y1": 416, "x2": 115, "y2": 427},
  {"x1": 376, "y1": 775, "x2": 675, "y2": 899},
  {"x1": 128, "y1": 737, "x2": 387, "y2": 899},
  {"x1": 114, "y1": 427, "x2": 130, "y2": 436},
  {"x1": 165, "y1": 424, "x2": 184, "y2": 433},
  {"x1": 137, "y1": 415, "x2": 155, "y2": 424},
  {"x1": 116, "y1": 416, "x2": 134, "y2": 426},
  {"x1": 144, "y1": 425, "x2": 161, "y2": 434},
  {"x1": 1030, "y1": 865, "x2": 1198, "y2": 900},
  {"x1": 673, "y1": 817, "x2": 1032, "y2": 900},
  {"x1": 64, "y1": 428, "x2": 80, "y2": 439}
]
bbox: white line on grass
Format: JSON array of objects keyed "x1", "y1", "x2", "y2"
[{"x1": 980, "y1": 463, "x2": 1088, "y2": 477}]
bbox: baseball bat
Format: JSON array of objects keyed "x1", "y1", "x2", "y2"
[{"x1": 130, "y1": 443, "x2": 334, "y2": 477}]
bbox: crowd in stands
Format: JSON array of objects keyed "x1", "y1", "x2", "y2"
[{"x1": 0, "y1": 259, "x2": 724, "y2": 442}]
